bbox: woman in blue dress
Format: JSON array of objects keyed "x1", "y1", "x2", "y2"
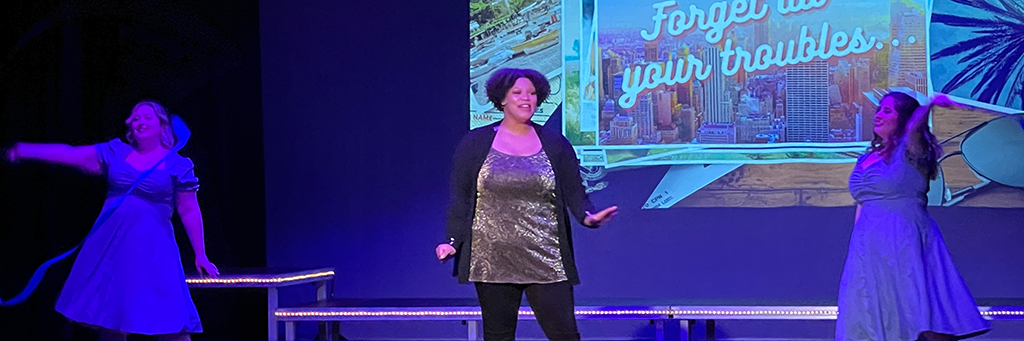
[
  {"x1": 837, "y1": 92, "x2": 990, "y2": 341},
  {"x1": 5, "y1": 101, "x2": 219, "y2": 341}
]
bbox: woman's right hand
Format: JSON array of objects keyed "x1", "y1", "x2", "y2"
[{"x1": 436, "y1": 243, "x2": 456, "y2": 260}]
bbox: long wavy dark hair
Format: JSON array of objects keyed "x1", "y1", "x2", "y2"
[{"x1": 867, "y1": 92, "x2": 943, "y2": 180}]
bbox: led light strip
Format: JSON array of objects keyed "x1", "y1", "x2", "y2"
[
  {"x1": 573, "y1": 310, "x2": 674, "y2": 315},
  {"x1": 187, "y1": 271, "x2": 335, "y2": 284},
  {"x1": 982, "y1": 310, "x2": 1024, "y2": 316},
  {"x1": 278, "y1": 311, "x2": 483, "y2": 317},
  {"x1": 276, "y1": 308, "x2": 1024, "y2": 318},
  {"x1": 671, "y1": 310, "x2": 836, "y2": 315}
]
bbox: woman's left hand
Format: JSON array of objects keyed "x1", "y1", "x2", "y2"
[
  {"x1": 584, "y1": 206, "x2": 619, "y2": 227},
  {"x1": 196, "y1": 255, "x2": 220, "y2": 278}
]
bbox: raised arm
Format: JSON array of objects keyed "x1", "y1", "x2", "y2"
[
  {"x1": 8, "y1": 142, "x2": 103, "y2": 174},
  {"x1": 904, "y1": 93, "x2": 958, "y2": 152}
]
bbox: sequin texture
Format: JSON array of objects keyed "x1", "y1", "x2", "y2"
[{"x1": 469, "y1": 148, "x2": 566, "y2": 283}]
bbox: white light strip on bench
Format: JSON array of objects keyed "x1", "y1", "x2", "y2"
[
  {"x1": 276, "y1": 308, "x2": 1024, "y2": 319},
  {"x1": 671, "y1": 309, "x2": 836, "y2": 316},
  {"x1": 279, "y1": 311, "x2": 483, "y2": 317},
  {"x1": 276, "y1": 310, "x2": 675, "y2": 318},
  {"x1": 574, "y1": 310, "x2": 674, "y2": 315},
  {"x1": 982, "y1": 310, "x2": 1024, "y2": 317},
  {"x1": 186, "y1": 270, "x2": 335, "y2": 284}
]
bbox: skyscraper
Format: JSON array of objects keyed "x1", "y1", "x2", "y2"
[
  {"x1": 785, "y1": 60, "x2": 830, "y2": 142},
  {"x1": 701, "y1": 46, "x2": 733, "y2": 124}
]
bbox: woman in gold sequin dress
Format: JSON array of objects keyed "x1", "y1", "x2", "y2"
[{"x1": 435, "y1": 68, "x2": 618, "y2": 341}]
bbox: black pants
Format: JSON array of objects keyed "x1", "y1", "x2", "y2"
[{"x1": 474, "y1": 281, "x2": 580, "y2": 341}]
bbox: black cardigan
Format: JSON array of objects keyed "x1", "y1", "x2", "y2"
[{"x1": 445, "y1": 120, "x2": 597, "y2": 285}]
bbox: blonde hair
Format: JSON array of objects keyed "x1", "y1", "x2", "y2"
[{"x1": 125, "y1": 100, "x2": 176, "y2": 149}]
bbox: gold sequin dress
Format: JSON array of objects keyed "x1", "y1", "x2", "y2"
[{"x1": 468, "y1": 148, "x2": 566, "y2": 284}]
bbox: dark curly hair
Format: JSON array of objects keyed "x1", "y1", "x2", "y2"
[
  {"x1": 868, "y1": 91, "x2": 942, "y2": 180},
  {"x1": 485, "y1": 68, "x2": 551, "y2": 111}
]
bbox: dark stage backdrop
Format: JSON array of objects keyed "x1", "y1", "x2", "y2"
[
  {"x1": 1, "y1": 1, "x2": 266, "y2": 340},
  {"x1": 260, "y1": 0, "x2": 1024, "y2": 340}
]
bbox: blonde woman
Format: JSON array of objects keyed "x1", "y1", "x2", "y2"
[{"x1": 6, "y1": 101, "x2": 218, "y2": 341}]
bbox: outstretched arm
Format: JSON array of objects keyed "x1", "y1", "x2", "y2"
[
  {"x1": 555, "y1": 137, "x2": 619, "y2": 227},
  {"x1": 8, "y1": 143, "x2": 103, "y2": 174}
]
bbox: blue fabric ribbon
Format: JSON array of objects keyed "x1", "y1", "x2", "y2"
[{"x1": 1, "y1": 116, "x2": 191, "y2": 306}]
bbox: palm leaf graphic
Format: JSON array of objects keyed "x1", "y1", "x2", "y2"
[{"x1": 931, "y1": 0, "x2": 1024, "y2": 108}]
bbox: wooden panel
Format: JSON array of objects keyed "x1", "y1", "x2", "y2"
[{"x1": 670, "y1": 107, "x2": 1024, "y2": 207}]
